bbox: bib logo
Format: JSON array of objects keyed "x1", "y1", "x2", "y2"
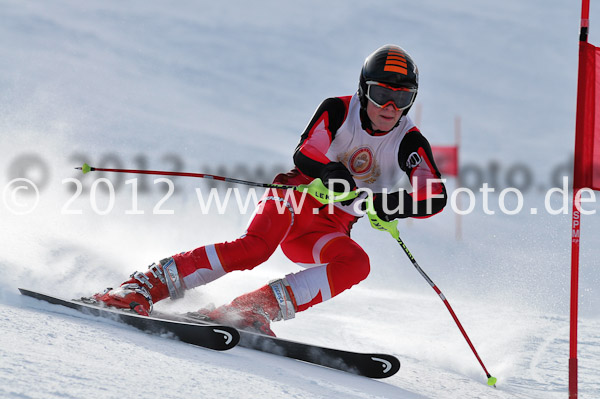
[
  {"x1": 341, "y1": 146, "x2": 380, "y2": 184},
  {"x1": 349, "y1": 147, "x2": 374, "y2": 176}
]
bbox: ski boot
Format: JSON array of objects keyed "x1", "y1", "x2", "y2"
[
  {"x1": 194, "y1": 279, "x2": 297, "y2": 336},
  {"x1": 92, "y1": 257, "x2": 185, "y2": 316}
]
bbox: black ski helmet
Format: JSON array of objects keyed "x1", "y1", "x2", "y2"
[{"x1": 358, "y1": 44, "x2": 419, "y2": 117}]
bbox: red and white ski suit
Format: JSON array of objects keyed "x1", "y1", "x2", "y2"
[{"x1": 173, "y1": 94, "x2": 446, "y2": 312}]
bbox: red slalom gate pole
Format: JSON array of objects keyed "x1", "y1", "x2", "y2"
[{"x1": 570, "y1": 192, "x2": 582, "y2": 398}]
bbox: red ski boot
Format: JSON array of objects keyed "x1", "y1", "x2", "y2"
[
  {"x1": 92, "y1": 257, "x2": 185, "y2": 316},
  {"x1": 199, "y1": 279, "x2": 297, "y2": 336}
]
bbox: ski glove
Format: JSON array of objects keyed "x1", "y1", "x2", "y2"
[
  {"x1": 371, "y1": 192, "x2": 403, "y2": 221},
  {"x1": 297, "y1": 178, "x2": 358, "y2": 205},
  {"x1": 319, "y1": 162, "x2": 357, "y2": 194},
  {"x1": 365, "y1": 198, "x2": 401, "y2": 239}
]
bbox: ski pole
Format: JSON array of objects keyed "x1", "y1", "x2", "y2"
[
  {"x1": 366, "y1": 208, "x2": 497, "y2": 387},
  {"x1": 76, "y1": 163, "x2": 297, "y2": 190},
  {"x1": 75, "y1": 163, "x2": 358, "y2": 203}
]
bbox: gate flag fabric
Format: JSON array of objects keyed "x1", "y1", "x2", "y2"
[
  {"x1": 573, "y1": 41, "x2": 600, "y2": 191},
  {"x1": 431, "y1": 146, "x2": 458, "y2": 177}
]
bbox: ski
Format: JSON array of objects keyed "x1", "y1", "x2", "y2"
[
  {"x1": 18, "y1": 288, "x2": 240, "y2": 351},
  {"x1": 154, "y1": 311, "x2": 401, "y2": 379},
  {"x1": 237, "y1": 328, "x2": 400, "y2": 379},
  {"x1": 19, "y1": 288, "x2": 399, "y2": 377}
]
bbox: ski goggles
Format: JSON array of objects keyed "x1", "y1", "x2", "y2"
[{"x1": 365, "y1": 81, "x2": 416, "y2": 111}]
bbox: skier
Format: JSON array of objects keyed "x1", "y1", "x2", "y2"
[{"x1": 93, "y1": 44, "x2": 448, "y2": 336}]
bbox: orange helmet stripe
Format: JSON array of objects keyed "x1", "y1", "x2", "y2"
[{"x1": 384, "y1": 50, "x2": 408, "y2": 75}]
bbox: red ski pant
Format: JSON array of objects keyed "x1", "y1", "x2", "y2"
[{"x1": 172, "y1": 190, "x2": 370, "y2": 312}]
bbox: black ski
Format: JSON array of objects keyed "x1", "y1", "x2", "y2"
[
  {"x1": 155, "y1": 311, "x2": 401, "y2": 379},
  {"x1": 19, "y1": 288, "x2": 400, "y2": 377},
  {"x1": 237, "y1": 328, "x2": 400, "y2": 379},
  {"x1": 18, "y1": 288, "x2": 239, "y2": 351}
]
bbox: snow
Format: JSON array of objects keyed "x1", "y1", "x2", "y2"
[{"x1": 1, "y1": 0, "x2": 600, "y2": 398}]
